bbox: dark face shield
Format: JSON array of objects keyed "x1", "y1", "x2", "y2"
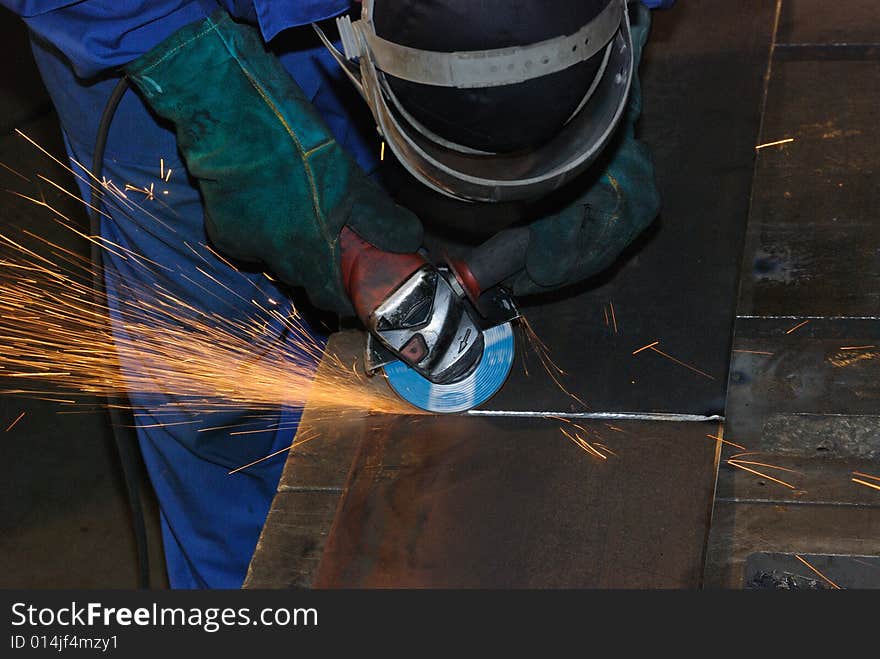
[{"x1": 315, "y1": 0, "x2": 636, "y2": 203}]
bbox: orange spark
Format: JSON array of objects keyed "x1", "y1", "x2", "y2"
[
  {"x1": 732, "y1": 349, "x2": 774, "y2": 356},
  {"x1": 520, "y1": 316, "x2": 589, "y2": 410},
  {"x1": 561, "y1": 428, "x2": 608, "y2": 460},
  {"x1": 728, "y1": 460, "x2": 803, "y2": 475},
  {"x1": 785, "y1": 320, "x2": 810, "y2": 334},
  {"x1": 706, "y1": 433, "x2": 747, "y2": 451},
  {"x1": 0, "y1": 161, "x2": 31, "y2": 182},
  {"x1": 852, "y1": 478, "x2": 880, "y2": 492},
  {"x1": 632, "y1": 340, "x2": 659, "y2": 355},
  {"x1": 840, "y1": 345, "x2": 876, "y2": 351},
  {"x1": 227, "y1": 431, "x2": 320, "y2": 475},
  {"x1": 726, "y1": 459, "x2": 796, "y2": 490},
  {"x1": 853, "y1": 471, "x2": 880, "y2": 482},
  {"x1": 128, "y1": 420, "x2": 202, "y2": 429},
  {"x1": 609, "y1": 301, "x2": 618, "y2": 334},
  {"x1": 228, "y1": 425, "x2": 300, "y2": 436},
  {"x1": 593, "y1": 442, "x2": 617, "y2": 457},
  {"x1": 645, "y1": 344, "x2": 715, "y2": 380},
  {"x1": 795, "y1": 555, "x2": 841, "y2": 589},
  {"x1": 755, "y1": 137, "x2": 795, "y2": 150},
  {"x1": 5, "y1": 411, "x2": 25, "y2": 432},
  {"x1": 199, "y1": 242, "x2": 239, "y2": 273},
  {"x1": 0, "y1": 133, "x2": 416, "y2": 429}
]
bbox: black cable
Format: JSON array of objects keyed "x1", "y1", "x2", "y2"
[{"x1": 89, "y1": 75, "x2": 152, "y2": 590}]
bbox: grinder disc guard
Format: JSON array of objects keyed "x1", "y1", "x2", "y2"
[{"x1": 382, "y1": 322, "x2": 515, "y2": 413}]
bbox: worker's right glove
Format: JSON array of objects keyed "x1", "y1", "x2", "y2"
[
  {"x1": 504, "y1": 4, "x2": 660, "y2": 297},
  {"x1": 125, "y1": 10, "x2": 422, "y2": 316}
]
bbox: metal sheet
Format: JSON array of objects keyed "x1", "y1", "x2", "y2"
[
  {"x1": 704, "y1": 9, "x2": 880, "y2": 586},
  {"x1": 472, "y1": 0, "x2": 777, "y2": 415},
  {"x1": 704, "y1": 503, "x2": 880, "y2": 588},
  {"x1": 717, "y1": 454, "x2": 880, "y2": 507},
  {"x1": 707, "y1": 317, "x2": 880, "y2": 586},
  {"x1": 312, "y1": 415, "x2": 720, "y2": 588},
  {"x1": 245, "y1": 332, "x2": 381, "y2": 589},
  {"x1": 737, "y1": 54, "x2": 880, "y2": 317},
  {"x1": 778, "y1": 0, "x2": 880, "y2": 46},
  {"x1": 725, "y1": 317, "x2": 880, "y2": 448}
]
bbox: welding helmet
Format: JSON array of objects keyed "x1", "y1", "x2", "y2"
[{"x1": 315, "y1": 0, "x2": 636, "y2": 203}]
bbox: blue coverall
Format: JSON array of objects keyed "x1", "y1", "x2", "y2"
[{"x1": 4, "y1": 0, "x2": 377, "y2": 588}]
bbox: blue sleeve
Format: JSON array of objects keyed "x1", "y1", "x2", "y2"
[
  {"x1": 1, "y1": 1, "x2": 209, "y2": 79},
  {"x1": 1, "y1": 1, "x2": 356, "y2": 78},
  {"x1": 641, "y1": 0, "x2": 677, "y2": 8},
  {"x1": 252, "y1": 0, "x2": 352, "y2": 42}
]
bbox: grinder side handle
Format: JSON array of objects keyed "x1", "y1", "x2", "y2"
[{"x1": 451, "y1": 227, "x2": 530, "y2": 302}]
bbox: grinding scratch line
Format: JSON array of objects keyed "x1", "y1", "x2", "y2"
[
  {"x1": 716, "y1": 497, "x2": 880, "y2": 509},
  {"x1": 776, "y1": 41, "x2": 880, "y2": 48},
  {"x1": 738, "y1": 315, "x2": 880, "y2": 320},
  {"x1": 278, "y1": 485, "x2": 344, "y2": 493},
  {"x1": 468, "y1": 410, "x2": 723, "y2": 423}
]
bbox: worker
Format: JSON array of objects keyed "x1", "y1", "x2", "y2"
[{"x1": 3, "y1": 0, "x2": 666, "y2": 588}]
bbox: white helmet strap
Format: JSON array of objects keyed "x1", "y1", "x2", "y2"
[{"x1": 337, "y1": 0, "x2": 623, "y2": 89}]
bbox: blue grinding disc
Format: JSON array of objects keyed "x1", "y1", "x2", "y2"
[{"x1": 382, "y1": 323, "x2": 515, "y2": 414}]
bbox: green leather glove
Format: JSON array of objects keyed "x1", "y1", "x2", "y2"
[
  {"x1": 506, "y1": 4, "x2": 660, "y2": 297},
  {"x1": 125, "y1": 10, "x2": 422, "y2": 316}
]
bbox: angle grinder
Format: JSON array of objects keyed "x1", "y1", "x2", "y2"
[{"x1": 340, "y1": 225, "x2": 529, "y2": 413}]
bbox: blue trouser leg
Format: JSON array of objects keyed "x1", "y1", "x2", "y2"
[
  {"x1": 63, "y1": 134, "x2": 321, "y2": 588},
  {"x1": 31, "y1": 27, "x2": 375, "y2": 588}
]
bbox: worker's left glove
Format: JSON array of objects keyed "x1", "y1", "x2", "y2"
[
  {"x1": 505, "y1": 4, "x2": 660, "y2": 297},
  {"x1": 125, "y1": 10, "x2": 422, "y2": 316}
]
